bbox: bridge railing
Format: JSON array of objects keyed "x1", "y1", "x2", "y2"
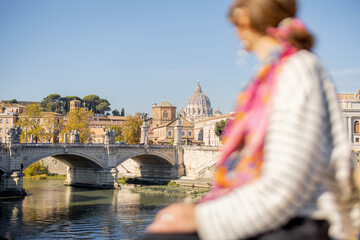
[{"x1": 4, "y1": 143, "x2": 176, "y2": 149}]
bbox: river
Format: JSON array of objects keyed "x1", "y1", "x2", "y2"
[{"x1": 0, "y1": 179, "x2": 184, "y2": 239}]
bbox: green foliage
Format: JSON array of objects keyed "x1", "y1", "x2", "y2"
[
  {"x1": 96, "y1": 102, "x2": 111, "y2": 114},
  {"x1": 41, "y1": 94, "x2": 83, "y2": 114},
  {"x1": 23, "y1": 161, "x2": 49, "y2": 177},
  {"x1": 118, "y1": 177, "x2": 129, "y2": 184},
  {"x1": 169, "y1": 139, "x2": 174, "y2": 146},
  {"x1": 167, "y1": 181, "x2": 179, "y2": 187},
  {"x1": 214, "y1": 119, "x2": 229, "y2": 138},
  {"x1": 112, "y1": 109, "x2": 120, "y2": 116},
  {"x1": 82, "y1": 95, "x2": 111, "y2": 114},
  {"x1": 120, "y1": 108, "x2": 125, "y2": 116},
  {"x1": 61, "y1": 108, "x2": 93, "y2": 143},
  {"x1": 9, "y1": 99, "x2": 18, "y2": 103}
]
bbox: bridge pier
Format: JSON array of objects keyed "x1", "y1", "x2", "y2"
[
  {"x1": 0, "y1": 170, "x2": 26, "y2": 197},
  {"x1": 64, "y1": 167, "x2": 120, "y2": 189}
]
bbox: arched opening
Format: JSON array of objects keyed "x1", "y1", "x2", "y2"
[
  {"x1": 117, "y1": 154, "x2": 176, "y2": 179},
  {"x1": 22, "y1": 154, "x2": 107, "y2": 189},
  {"x1": 354, "y1": 121, "x2": 359, "y2": 134},
  {"x1": 163, "y1": 111, "x2": 168, "y2": 118},
  {"x1": 198, "y1": 129, "x2": 204, "y2": 141}
]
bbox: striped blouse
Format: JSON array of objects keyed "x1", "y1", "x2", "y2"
[{"x1": 195, "y1": 50, "x2": 360, "y2": 240}]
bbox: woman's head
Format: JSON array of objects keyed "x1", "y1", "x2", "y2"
[{"x1": 229, "y1": 0, "x2": 314, "y2": 51}]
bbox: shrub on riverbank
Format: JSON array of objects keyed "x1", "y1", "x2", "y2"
[
  {"x1": 118, "y1": 177, "x2": 129, "y2": 184},
  {"x1": 23, "y1": 161, "x2": 48, "y2": 177}
]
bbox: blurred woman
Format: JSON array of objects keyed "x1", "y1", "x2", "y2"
[{"x1": 145, "y1": 0, "x2": 360, "y2": 239}]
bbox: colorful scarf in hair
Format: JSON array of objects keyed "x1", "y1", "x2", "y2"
[{"x1": 201, "y1": 18, "x2": 304, "y2": 201}]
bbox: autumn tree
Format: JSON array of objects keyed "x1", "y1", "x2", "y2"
[
  {"x1": 121, "y1": 115, "x2": 142, "y2": 144},
  {"x1": 61, "y1": 108, "x2": 93, "y2": 143},
  {"x1": 17, "y1": 104, "x2": 45, "y2": 143},
  {"x1": 42, "y1": 114, "x2": 64, "y2": 143},
  {"x1": 110, "y1": 126, "x2": 123, "y2": 142}
]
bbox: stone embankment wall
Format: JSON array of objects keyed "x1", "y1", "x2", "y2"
[
  {"x1": 183, "y1": 146, "x2": 220, "y2": 180},
  {"x1": 42, "y1": 157, "x2": 68, "y2": 175}
]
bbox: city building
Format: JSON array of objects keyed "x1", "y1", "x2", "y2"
[
  {"x1": 0, "y1": 112, "x2": 18, "y2": 143},
  {"x1": 338, "y1": 89, "x2": 360, "y2": 150},
  {"x1": 69, "y1": 99, "x2": 81, "y2": 111},
  {"x1": 194, "y1": 114, "x2": 231, "y2": 146},
  {"x1": 182, "y1": 82, "x2": 213, "y2": 123},
  {"x1": 90, "y1": 116, "x2": 127, "y2": 143},
  {"x1": 149, "y1": 99, "x2": 197, "y2": 145},
  {"x1": 151, "y1": 99, "x2": 177, "y2": 127}
]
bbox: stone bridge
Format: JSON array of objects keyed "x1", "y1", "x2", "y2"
[{"x1": 0, "y1": 143, "x2": 185, "y2": 196}]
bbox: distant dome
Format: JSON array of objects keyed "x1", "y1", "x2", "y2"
[
  {"x1": 185, "y1": 82, "x2": 213, "y2": 122},
  {"x1": 214, "y1": 107, "x2": 222, "y2": 116}
]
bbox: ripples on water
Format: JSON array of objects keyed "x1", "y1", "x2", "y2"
[{"x1": 0, "y1": 180, "x2": 181, "y2": 239}]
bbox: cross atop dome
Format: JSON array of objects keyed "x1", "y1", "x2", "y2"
[{"x1": 196, "y1": 82, "x2": 202, "y2": 92}]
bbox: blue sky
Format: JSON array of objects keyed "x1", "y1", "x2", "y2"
[{"x1": 0, "y1": 0, "x2": 359, "y2": 115}]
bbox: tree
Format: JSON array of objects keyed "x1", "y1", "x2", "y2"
[
  {"x1": 16, "y1": 104, "x2": 46, "y2": 143},
  {"x1": 214, "y1": 119, "x2": 228, "y2": 139},
  {"x1": 96, "y1": 102, "x2": 111, "y2": 114},
  {"x1": 82, "y1": 95, "x2": 100, "y2": 112},
  {"x1": 41, "y1": 94, "x2": 62, "y2": 113},
  {"x1": 61, "y1": 108, "x2": 93, "y2": 143},
  {"x1": 110, "y1": 126, "x2": 123, "y2": 142},
  {"x1": 112, "y1": 109, "x2": 120, "y2": 116},
  {"x1": 42, "y1": 114, "x2": 64, "y2": 143},
  {"x1": 121, "y1": 108, "x2": 125, "y2": 116},
  {"x1": 121, "y1": 115, "x2": 142, "y2": 144}
]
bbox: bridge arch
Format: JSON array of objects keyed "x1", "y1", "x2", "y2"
[
  {"x1": 116, "y1": 152, "x2": 174, "y2": 167},
  {"x1": 116, "y1": 153, "x2": 177, "y2": 179},
  {"x1": 23, "y1": 152, "x2": 105, "y2": 170}
]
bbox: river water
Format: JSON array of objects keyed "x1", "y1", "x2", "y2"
[{"x1": 0, "y1": 179, "x2": 183, "y2": 239}]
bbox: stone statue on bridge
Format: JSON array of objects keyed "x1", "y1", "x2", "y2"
[
  {"x1": 70, "y1": 130, "x2": 81, "y2": 144},
  {"x1": 104, "y1": 129, "x2": 116, "y2": 145},
  {"x1": 6, "y1": 126, "x2": 22, "y2": 144}
]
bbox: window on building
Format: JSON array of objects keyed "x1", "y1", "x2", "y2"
[
  {"x1": 188, "y1": 130, "x2": 192, "y2": 137},
  {"x1": 0, "y1": 137, "x2": 2, "y2": 143},
  {"x1": 163, "y1": 111, "x2": 168, "y2": 118},
  {"x1": 6, "y1": 119, "x2": 9, "y2": 124},
  {"x1": 168, "y1": 130, "x2": 172, "y2": 136},
  {"x1": 356, "y1": 138, "x2": 359, "y2": 143},
  {"x1": 0, "y1": 128, "x2": 2, "y2": 133},
  {"x1": 0, "y1": 119, "x2": 2, "y2": 124},
  {"x1": 355, "y1": 121, "x2": 360, "y2": 134},
  {"x1": 182, "y1": 130, "x2": 185, "y2": 136}
]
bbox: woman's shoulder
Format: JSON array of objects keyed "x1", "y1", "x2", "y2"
[{"x1": 274, "y1": 50, "x2": 330, "y2": 108}]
